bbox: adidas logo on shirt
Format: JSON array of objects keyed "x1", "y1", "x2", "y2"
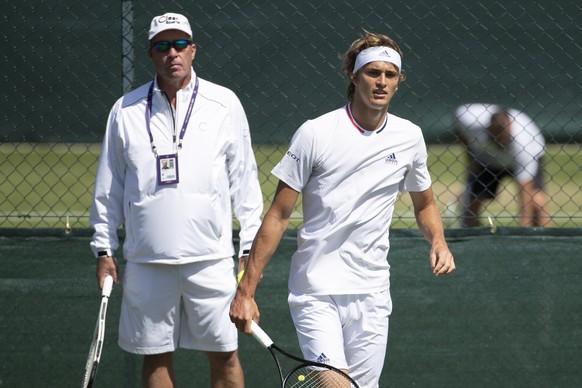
[
  {"x1": 316, "y1": 352, "x2": 330, "y2": 365},
  {"x1": 385, "y1": 152, "x2": 398, "y2": 165}
]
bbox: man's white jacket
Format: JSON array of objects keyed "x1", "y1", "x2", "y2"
[{"x1": 90, "y1": 71, "x2": 263, "y2": 263}]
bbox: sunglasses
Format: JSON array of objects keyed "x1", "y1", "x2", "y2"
[{"x1": 151, "y1": 39, "x2": 192, "y2": 53}]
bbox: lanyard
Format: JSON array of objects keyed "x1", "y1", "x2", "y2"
[{"x1": 146, "y1": 77, "x2": 199, "y2": 157}]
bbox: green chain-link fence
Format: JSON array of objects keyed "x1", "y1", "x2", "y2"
[{"x1": 2, "y1": 0, "x2": 581, "y2": 229}]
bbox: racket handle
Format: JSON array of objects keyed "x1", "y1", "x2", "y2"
[
  {"x1": 250, "y1": 321, "x2": 274, "y2": 348},
  {"x1": 102, "y1": 275, "x2": 114, "y2": 298}
]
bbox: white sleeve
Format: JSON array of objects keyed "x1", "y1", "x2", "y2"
[
  {"x1": 400, "y1": 131, "x2": 432, "y2": 193},
  {"x1": 226, "y1": 94, "x2": 263, "y2": 256},
  {"x1": 271, "y1": 121, "x2": 317, "y2": 193},
  {"x1": 89, "y1": 100, "x2": 126, "y2": 257},
  {"x1": 510, "y1": 110, "x2": 545, "y2": 183}
]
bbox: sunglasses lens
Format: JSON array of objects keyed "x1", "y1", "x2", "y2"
[
  {"x1": 154, "y1": 41, "x2": 171, "y2": 52},
  {"x1": 152, "y1": 40, "x2": 190, "y2": 52},
  {"x1": 174, "y1": 40, "x2": 190, "y2": 51}
]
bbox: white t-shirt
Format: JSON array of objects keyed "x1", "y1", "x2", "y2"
[
  {"x1": 273, "y1": 105, "x2": 432, "y2": 295},
  {"x1": 455, "y1": 103, "x2": 545, "y2": 183}
]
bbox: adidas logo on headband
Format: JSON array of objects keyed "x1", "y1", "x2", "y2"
[{"x1": 353, "y1": 46, "x2": 402, "y2": 73}]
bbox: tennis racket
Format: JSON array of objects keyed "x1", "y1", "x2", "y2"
[
  {"x1": 81, "y1": 275, "x2": 114, "y2": 388},
  {"x1": 250, "y1": 321, "x2": 359, "y2": 388}
]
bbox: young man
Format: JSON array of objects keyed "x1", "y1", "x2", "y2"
[
  {"x1": 455, "y1": 103, "x2": 551, "y2": 227},
  {"x1": 230, "y1": 32, "x2": 455, "y2": 387},
  {"x1": 89, "y1": 13, "x2": 263, "y2": 387}
]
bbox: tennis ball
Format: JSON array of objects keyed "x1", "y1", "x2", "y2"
[{"x1": 298, "y1": 374, "x2": 305, "y2": 382}]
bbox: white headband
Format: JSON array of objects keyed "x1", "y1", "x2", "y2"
[{"x1": 353, "y1": 46, "x2": 402, "y2": 74}]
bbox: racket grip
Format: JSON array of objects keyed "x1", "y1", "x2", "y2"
[
  {"x1": 250, "y1": 321, "x2": 274, "y2": 348},
  {"x1": 102, "y1": 275, "x2": 114, "y2": 298}
]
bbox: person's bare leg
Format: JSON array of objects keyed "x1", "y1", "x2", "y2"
[
  {"x1": 532, "y1": 190, "x2": 551, "y2": 227},
  {"x1": 462, "y1": 197, "x2": 484, "y2": 227},
  {"x1": 206, "y1": 350, "x2": 244, "y2": 388},
  {"x1": 143, "y1": 352, "x2": 176, "y2": 388}
]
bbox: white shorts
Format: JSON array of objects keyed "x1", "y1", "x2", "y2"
[
  {"x1": 119, "y1": 259, "x2": 238, "y2": 355},
  {"x1": 288, "y1": 290, "x2": 392, "y2": 388}
]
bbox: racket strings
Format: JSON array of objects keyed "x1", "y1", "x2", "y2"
[{"x1": 285, "y1": 366, "x2": 355, "y2": 388}]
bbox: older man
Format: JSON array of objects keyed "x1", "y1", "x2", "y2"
[{"x1": 90, "y1": 12, "x2": 263, "y2": 387}]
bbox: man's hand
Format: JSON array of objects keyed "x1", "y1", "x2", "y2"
[
  {"x1": 229, "y1": 291, "x2": 259, "y2": 335},
  {"x1": 430, "y1": 240, "x2": 456, "y2": 276},
  {"x1": 96, "y1": 256, "x2": 120, "y2": 288}
]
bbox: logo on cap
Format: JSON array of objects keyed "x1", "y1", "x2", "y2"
[{"x1": 158, "y1": 15, "x2": 181, "y2": 25}]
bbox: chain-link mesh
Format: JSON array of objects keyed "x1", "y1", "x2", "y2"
[{"x1": 2, "y1": 0, "x2": 581, "y2": 229}]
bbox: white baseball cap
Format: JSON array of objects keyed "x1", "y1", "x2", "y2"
[{"x1": 148, "y1": 13, "x2": 192, "y2": 40}]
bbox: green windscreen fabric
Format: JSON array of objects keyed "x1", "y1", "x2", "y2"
[{"x1": 0, "y1": 228, "x2": 580, "y2": 387}]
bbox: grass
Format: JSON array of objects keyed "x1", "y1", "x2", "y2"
[{"x1": 1, "y1": 143, "x2": 581, "y2": 229}]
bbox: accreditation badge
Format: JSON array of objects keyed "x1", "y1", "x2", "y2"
[{"x1": 157, "y1": 154, "x2": 179, "y2": 185}]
